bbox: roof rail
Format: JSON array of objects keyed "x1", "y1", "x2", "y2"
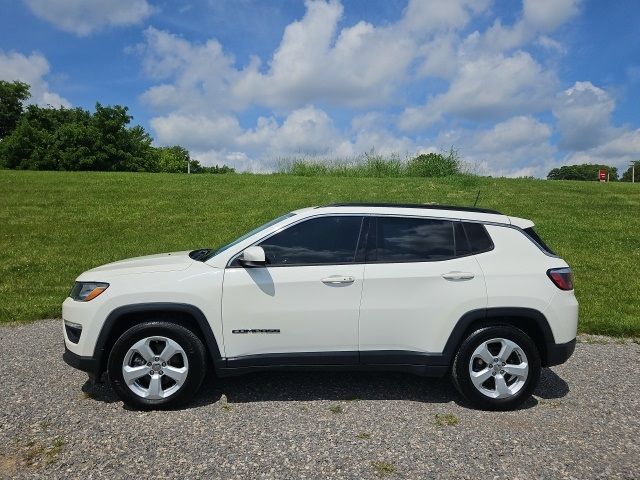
[{"x1": 321, "y1": 202, "x2": 503, "y2": 215}]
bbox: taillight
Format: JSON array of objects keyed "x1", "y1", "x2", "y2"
[{"x1": 547, "y1": 268, "x2": 574, "y2": 290}]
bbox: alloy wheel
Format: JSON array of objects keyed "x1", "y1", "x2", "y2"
[
  {"x1": 468, "y1": 337, "x2": 529, "y2": 399},
  {"x1": 122, "y1": 336, "x2": 189, "y2": 400}
]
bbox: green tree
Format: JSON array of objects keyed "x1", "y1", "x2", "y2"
[
  {"x1": 406, "y1": 149, "x2": 460, "y2": 177},
  {"x1": 0, "y1": 102, "x2": 157, "y2": 172},
  {"x1": 621, "y1": 161, "x2": 639, "y2": 182},
  {"x1": 547, "y1": 164, "x2": 618, "y2": 181},
  {"x1": 0, "y1": 82, "x2": 218, "y2": 174},
  {"x1": 0, "y1": 80, "x2": 30, "y2": 139},
  {"x1": 91, "y1": 103, "x2": 156, "y2": 172},
  {"x1": 199, "y1": 164, "x2": 235, "y2": 174},
  {"x1": 155, "y1": 145, "x2": 198, "y2": 173}
]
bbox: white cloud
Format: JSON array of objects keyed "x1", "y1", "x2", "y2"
[
  {"x1": 131, "y1": 0, "x2": 634, "y2": 177},
  {"x1": 401, "y1": 0, "x2": 491, "y2": 34},
  {"x1": 150, "y1": 113, "x2": 242, "y2": 151},
  {"x1": 138, "y1": 1, "x2": 418, "y2": 112},
  {"x1": 136, "y1": 0, "x2": 562, "y2": 133},
  {"x1": 471, "y1": 0, "x2": 580, "y2": 52},
  {"x1": 24, "y1": 0, "x2": 153, "y2": 36},
  {"x1": 0, "y1": 50, "x2": 70, "y2": 107},
  {"x1": 536, "y1": 35, "x2": 566, "y2": 53},
  {"x1": 416, "y1": 34, "x2": 460, "y2": 79},
  {"x1": 546, "y1": 81, "x2": 640, "y2": 172},
  {"x1": 436, "y1": 116, "x2": 557, "y2": 177},
  {"x1": 239, "y1": 107, "x2": 339, "y2": 156},
  {"x1": 405, "y1": 0, "x2": 578, "y2": 130},
  {"x1": 553, "y1": 81, "x2": 616, "y2": 151},
  {"x1": 474, "y1": 116, "x2": 552, "y2": 152},
  {"x1": 562, "y1": 129, "x2": 640, "y2": 171},
  {"x1": 400, "y1": 51, "x2": 557, "y2": 129},
  {"x1": 523, "y1": 0, "x2": 580, "y2": 31},
  {"x1": 138, "y1": 27, "x2": 239, "y2": 113},
  {"x1": 234, "y1": 0, "x2": 487, "y2": 108}
]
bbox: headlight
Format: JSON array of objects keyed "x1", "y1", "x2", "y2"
[{"x1": 70, "y1": 282, "x2": 109, "y2": 301}]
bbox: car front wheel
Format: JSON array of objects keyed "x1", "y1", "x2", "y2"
[
  {"x1": 107, "y1": 321, "x2": 207, "y2": 409},
  {"x1": 452, "y1": 325, "x2": 541, "y2": 410}
]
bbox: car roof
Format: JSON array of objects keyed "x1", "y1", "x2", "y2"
[
  {"x1": 323, "y1": 202, "x2": 502, "y2": 214},
  {"x1": 300, "y1": 202, "x2": 517, "y2": 225}
]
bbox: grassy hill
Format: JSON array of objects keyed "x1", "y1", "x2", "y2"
[{"x1": 1, "y1": 170, "x2": 638, "y2": 336}]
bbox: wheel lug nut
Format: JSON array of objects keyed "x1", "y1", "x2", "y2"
[
  {"x1": 149, "y1": 370, "x2": 154, "y2": 375},
  {"x1": 491, "y1": 372, "x2": 496, "y2": 376},
  {"x1": 147, "y1": 362, "x2": 152, "y2": 367},
  {"x1": 159, "y1": 370, "x2": 164, "y2": 375},
  {"x1": 500, "y1": 370, "x2": 505, "y2": 374},
  {"x1": 162, "y1": 362, "x2": 167, "y2": 367},
  {"x1": 489, "y1": 364, "x2": 493, "y2": 368},
  {"x1": 493, "y1": 358, "x2": 499, "y2": 362},
  {"x1": 154, "y1": 356, "x2": 159, "y2": 361},
  {"x1": 502, "y1": 362, "x2": 506, "y2": 366}
]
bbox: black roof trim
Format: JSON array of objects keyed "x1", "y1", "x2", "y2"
[{"x1": 321, "y1": 202, "x2": 502, "y2": 215}]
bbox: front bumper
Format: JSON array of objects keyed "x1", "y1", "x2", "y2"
[
  {"x1": 545, "y1": 338, "x2": 576, "y2": 367},
  {"x1": 63, "y1": 346, "x2": 99, "y2": 376}
]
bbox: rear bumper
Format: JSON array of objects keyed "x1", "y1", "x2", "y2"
[
  {"x1": 63, "y1": 347, "x2": 98, "y2": 375},
  {"x1": 545, "y1": 338, "x2": 576, "y2": 367}
]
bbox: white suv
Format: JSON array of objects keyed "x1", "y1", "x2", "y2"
[{"x1": 63, "y1": 203, "x2": 578, "y2": 410}]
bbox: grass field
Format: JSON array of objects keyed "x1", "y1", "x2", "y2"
[{"x1": 1, "y1": 170, "x2": 638, "y2": 336}]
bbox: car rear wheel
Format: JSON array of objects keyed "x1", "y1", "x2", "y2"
[
  {"x1": 107, "y1": 321, "x2": 206, "y2": 410},
  {"x1": 452, "y1": 325, "x2": 541, "y2": 410}
]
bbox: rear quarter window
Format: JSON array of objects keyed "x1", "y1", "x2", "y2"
[
  {"x1": 523, "y1": 227, "x2": 556, "y2": 256},
  {"x1": 462, "y1": 222, "x2": 494, "y2": 254}
]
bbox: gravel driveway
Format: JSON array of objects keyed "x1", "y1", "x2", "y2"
[{"x1": 0, "y1": 320, "x2": 638, "y2": 479}]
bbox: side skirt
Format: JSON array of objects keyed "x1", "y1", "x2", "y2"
[{"x1": 219, "y1": 351, "x2": 449, "y2": 378}]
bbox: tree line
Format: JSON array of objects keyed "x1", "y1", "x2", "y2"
[
  {"x1": 547, "y1": 163, "x2": 638, "y2": 182},
  {"x1": 0, "y1": 80, "x2": 233, "y2": 174}
]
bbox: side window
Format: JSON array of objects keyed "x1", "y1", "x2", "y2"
[
  {"x1": 462, "y1": 222, "x2": 494, "y2": 253},
  {"x1": 523, "y1": 227, "x2": 556, "y2": 255},
  {"x1": 374, "y1": 217, "x2": 454, "y2": 262},
  {"x1": 259, "y1": 216, "x2": 364, "y2": 266}
]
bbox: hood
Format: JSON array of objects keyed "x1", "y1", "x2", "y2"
[{"x1": 81, "y1": 251, "x2": 194, "y2": 277}]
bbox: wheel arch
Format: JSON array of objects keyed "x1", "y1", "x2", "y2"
[
  {"x1": 444, "y1": 307, "x2": 556, "y2": 367},
  {"x1": 94, "y1": 303, "x2": 224, "y2": 376}
]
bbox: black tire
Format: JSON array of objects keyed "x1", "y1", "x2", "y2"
[
  {"x1": 107, "y1": 321, "x2": 207, "y2": 410},
  {"x1": 452, "y1": 324, "x2": 541, "y2": 411}
]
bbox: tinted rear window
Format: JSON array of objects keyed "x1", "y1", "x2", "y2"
[
  {"x1": 374, "y1": 217, "x2": 454, "y2": 262},
  {"x1": 462, "y1": 222, "x2": 494, "y2": 253},
  {"x1": 523, "y1": 227, "x2": 556, "y2": 255}
]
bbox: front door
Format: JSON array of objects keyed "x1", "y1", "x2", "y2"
[{"x1": 221, "y1": 215, "x2": 366, "y2": 363}]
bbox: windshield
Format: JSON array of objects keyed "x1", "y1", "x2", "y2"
[{"x1": 200, "y1": 212, "x2": 296, "y2": 261}]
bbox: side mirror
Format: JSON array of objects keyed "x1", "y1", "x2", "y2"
[{"x1": 239, "y1": 246, "x2": 266, "y2": 267}]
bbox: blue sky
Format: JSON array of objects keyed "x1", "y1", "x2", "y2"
[{"x1": 1, "y1": 0, "x2": 639, "y2": 176}]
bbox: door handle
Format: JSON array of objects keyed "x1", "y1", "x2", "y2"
[
  {"x1": 321, "y1": 275, "x2": 355, "y2": 285},
  {"x1": 442, "y1": 271, "x2": 475, "y2": 281}
]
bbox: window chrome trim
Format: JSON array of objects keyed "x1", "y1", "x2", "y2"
[{"x1": 224, "y1": 212, "x2": 557, "y2": 267}]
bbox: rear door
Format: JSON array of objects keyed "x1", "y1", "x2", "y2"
[
  {"x1": 222, "y1": 215, "x2": 366, "y2": 363},
  {"x1": 359, "y1": 216, "x2": 487, "y2": 359}
]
